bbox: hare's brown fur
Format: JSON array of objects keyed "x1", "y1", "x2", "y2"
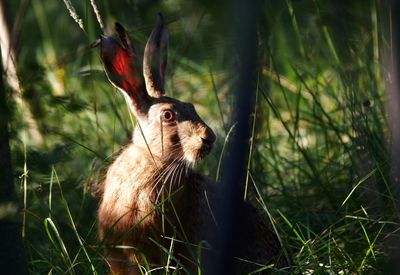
[
  {"x1": 99, "y1": 143, "x2": 215, "y2": 273},
  {"x1": 98, "y1": 95, "x2": 219, "y2": 273},
  {"x1": 96, "y1": 14, "x2": 284, "y2": 274}
]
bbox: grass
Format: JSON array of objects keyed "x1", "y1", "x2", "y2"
[{"x1": 4, "y1": 0, "x2": 399, "y2": 273}]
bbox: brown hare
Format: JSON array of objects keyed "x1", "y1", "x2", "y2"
[{"x1": 96, "y1": 14, "x2": 284, "y2": 274}]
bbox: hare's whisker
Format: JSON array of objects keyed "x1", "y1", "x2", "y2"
[
  {"x1": 177, "y1": 162, "x2": 185, "y2": 187},
  {"x1": 151, "y1": 157, "x2": 182, "y2": 195},
  {"x1": 168, "y1": 163, "x2": 181, "y2": 191}
]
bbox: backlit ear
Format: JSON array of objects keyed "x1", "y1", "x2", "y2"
[
  {"x1": 97, "y1": 23, "x2": 150, "y2": 115},
  {"x1": 143, "y1": 13, "x2": 168, "y2": 98}
]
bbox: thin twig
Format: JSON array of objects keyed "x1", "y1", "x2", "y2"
[
  {"x1": 62, "y1": 0, "x2": 85, "y2": 31},
  {"x1": 90, "y1": 0, "x2": 104, "y2": 30}
]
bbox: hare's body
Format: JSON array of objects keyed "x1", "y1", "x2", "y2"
[
  {"x1": 99, "y1": 144, "x2": 214, "y2": 273},
  {"x1": 96, "y1": 14, "x2": 284, "y2": 274},
  {"x1": 99, "y1": 143, "x2": 281, "y2": 274}
]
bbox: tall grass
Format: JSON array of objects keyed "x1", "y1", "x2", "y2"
[{"x1": 5, "y1": 0, "x2": 398, "y2": 273}]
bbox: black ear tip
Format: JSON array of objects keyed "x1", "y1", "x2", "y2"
[
  {"x1": 115, "y1": 22, "x2": 125, "y2": 32},
  {"x1": 115, "y1": 22, "x2": 131, "y2": 48},
  {"x1": 115, "y1": 22, "x2": 129, "y2": 37}
]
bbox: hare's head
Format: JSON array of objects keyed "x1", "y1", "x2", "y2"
[{"x1": 96, "y1": 14, "x2": 215, "y2": 165}]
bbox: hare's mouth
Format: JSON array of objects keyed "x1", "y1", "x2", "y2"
[
  {"x1": 199, "y1": 143, "x2": 212, "y2": 159},
  {"x1": 191, "y1": 143, "x2": 212, "y2": 162},
  {"x1": 182, "y1": 144, "x2": 212, "y2": 164}
]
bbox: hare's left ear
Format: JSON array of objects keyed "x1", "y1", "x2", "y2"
[
  {"x1": 143, "y1": 13, "x2": 168, "y2": 98},
  {"x1": 95, "y1": 23, "x2": 151, "y2": 116}
]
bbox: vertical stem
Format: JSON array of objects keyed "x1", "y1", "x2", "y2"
[
  {"x1": 203, "y1": 0, "x2": 258, "y2": 273},
  {"x1": 387, "y1": 0, "x2": 400, "y2": 271}
]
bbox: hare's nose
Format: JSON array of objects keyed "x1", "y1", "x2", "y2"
[{"x1": 201, "y1": 127, "x2": 216, "y2": 146}]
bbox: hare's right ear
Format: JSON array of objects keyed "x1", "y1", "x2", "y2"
[
  {"x1": 95, "y1": 23, "x2": 151, "y2": 115},
  {"x1": 143, "y1": 13, "x2": 168, "y2": 98}
]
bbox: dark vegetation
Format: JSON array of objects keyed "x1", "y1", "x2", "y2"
[{"x1": 1, "y1": 0, "x2": 399, "y2": 273}]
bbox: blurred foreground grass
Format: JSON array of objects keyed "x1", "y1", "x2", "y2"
[{"x1": 3, "y1": 0, "x2": 399, "y2": 273}]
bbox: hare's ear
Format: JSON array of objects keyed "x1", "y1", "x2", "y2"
[
  {"x1": 97, "y1": 23, "x2": 150, "y2": 115},
  {"x1": 143, "y1": 13, "x2": 168, "y2": 98}
]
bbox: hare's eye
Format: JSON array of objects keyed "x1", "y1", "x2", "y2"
[{"x1": 161, "y1": 109, "x2": 175, "y2": 122}]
